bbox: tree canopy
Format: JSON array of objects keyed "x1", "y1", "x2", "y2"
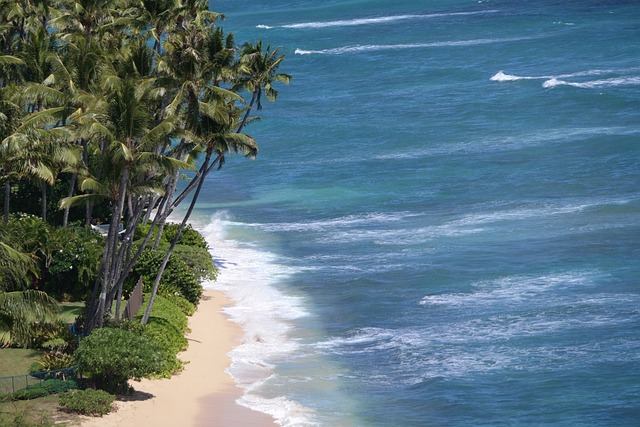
[{"x1": 0, "y1": 0, "x2": 290, "y2": 332}]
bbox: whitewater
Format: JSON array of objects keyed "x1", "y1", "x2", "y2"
[{"x1": 200, "y1": 1, "x2": 640, "y2": 425}]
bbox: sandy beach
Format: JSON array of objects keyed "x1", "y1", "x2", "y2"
[{"x1": 79, "y1": 290, "x2": 276, "y2": 427}]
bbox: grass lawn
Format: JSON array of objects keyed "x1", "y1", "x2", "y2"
[
  {"x1": 0, "y1": 395, "x2": 82, "y2": 426},
  {"x1": 58, "y1": 302, "x2": 84, "y2": 324},
  {"x1": 0, "y1": 349, "x2": 43, "y2": 378}
]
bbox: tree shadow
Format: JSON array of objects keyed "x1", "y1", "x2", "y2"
[{"x1": 117, "y1": 389, "x2": 154, "y2": 402}]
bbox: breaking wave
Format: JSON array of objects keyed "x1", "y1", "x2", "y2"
[
  {"x1": 295, "y1": 37, "x2": 529, "y2": 55},
  {"x1": 258, "y1": 10, "x2": 498, "y2": 30}
]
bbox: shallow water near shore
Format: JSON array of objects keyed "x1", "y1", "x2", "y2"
[{"x1": 191, "y1": 1, "x2": 640, "y2": 425}]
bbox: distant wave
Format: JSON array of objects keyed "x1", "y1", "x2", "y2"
[
  {"x1": 492, "y1": 68, "x2": 640, "y2": 89},
  {"x1": 258, "y1": 10, "x2": 498, "y2": 30},
  {"x1": 490, "y1": 71, "x2": 548, "y2": 82},
  {"x1": 543, "y1": 76, "x2": 640, "y2": 89},
  {"x1": 295, "y1": 37, "x2": 528, "y2": 55},
  {"x1": 247, "y1": 212, "x2": 414, "y2": 233},
  {"x1": 491, "y1": 69, "x2": 613, "y2": 82}
]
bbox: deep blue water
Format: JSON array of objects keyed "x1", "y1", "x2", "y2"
[{"x1": 193, "y1": 1, "x2": 640, "y2": 425}]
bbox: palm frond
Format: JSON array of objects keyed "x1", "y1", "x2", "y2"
[{"x1": 0, "y1": 55, "x2": 25, "y2": 66}]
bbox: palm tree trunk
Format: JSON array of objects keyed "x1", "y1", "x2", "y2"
[
  {"x1": 152, "y1": 170, "x2": 179, "y2": 250},
  {"x1": 41, "y1": 181, "x2": 47, "y2": 222},
  {"x1": 237, "y1": 89, "x2": 258, "y2": 134},
  {"x1": 86, "y1": 165, "x2": 130, "y2": 332},
  {"x1": 3, "y1": 181, "x2": 10, "y2": 226},
  {"x1": 62, "y1": 173, "x2": 77, "y2": 228},
  {"x1": 141, "y1": 152, "x2": 213, "y2": 324}
]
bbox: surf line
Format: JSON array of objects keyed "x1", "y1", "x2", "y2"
[
  {"x1": 491, "y1": 70, "x2": 640, "y2": 89},
  {"x1": 295, "y1": 37, "x2": 529, "y2": 56},
  {"x1": 257, "y1": 10, "x2": 499, "y2": 30}
]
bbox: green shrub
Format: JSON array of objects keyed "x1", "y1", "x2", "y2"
[
  {"x1": 74, "y1": 328, "x2": 164, "y2": 394},
  {"x1": 29, "y1": 362, "x2": 45, "y2": 375},
  {"x1": 139, "y1": 294, "x2": 188, "y2": 333},
  {"x1": 172, "y1": 244, "x2": 218, "y2": 282},
  {"x1": 43, "y1": 226, "x2": 104, "y2": 300},
  {"x1": 12, "y1": 387, "x2": 48, "y2": 400},
  {"x1": 165, "y1": 294, "x2": 196, "y2": 316},
  {"x1": 135, "y1": 294, "x2": 189, "y2": 377},
  {"x1": 163, "y1": 223, "x2": 208, "y2": 248},
  {"x1": 141, "y1": 319, "x2": 185, "y2": 377},
  {"x1": 126, "y1": 249, "x2": 203, "y2": 305},
  {"x1": 2, "y1": 215, "x2": 103, "y2": 299},
  {"x1": 135, "y1": 223, "x2": 207, "y2": 249},
  {"x1": 58, "y1": 389, "x2": 115, "y2": 416},
  {"x1": 11, "y1": 378, "x2": 77, "y2": 400}
]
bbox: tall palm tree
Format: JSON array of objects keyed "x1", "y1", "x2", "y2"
[
  {"x1": 234, "y1": 40, "x2": 291, "y2": 133},
  {"x1": 62, "y1": 72, "x2": 188, "y2": 331},
  {"x1": 141, "y1": 89, "x2": 257, "y2": 324},
  {"x1": 0, "y1": 85, "x2": 23, "y2": 224}
]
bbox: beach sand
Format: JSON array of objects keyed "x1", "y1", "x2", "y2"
[{"x1": 79, "y1": 290, "x2": 276, "y2": 427}]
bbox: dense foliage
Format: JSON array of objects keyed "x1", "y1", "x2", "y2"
[
  {"x1": 136, "y1": 294, "x2": 189, "y2": 377},
  {"x1": 73, "y1": 327, "x2": 164, "y2": 394},
  {"x1": 0, "y1": 0, "x2": 289, "y2": 333},
  {"x1": 58, "y1": 389, "x2": 115, "y2": 416},
  {"x1": 0, "y1": 214, "x2": 103, "y2": 299},
  {"x1": 127, "y1": 247, "x2": 203, "y2": 305},
  {"x1": 0, "y1": 0, "x2": 286, "y2": 412}
]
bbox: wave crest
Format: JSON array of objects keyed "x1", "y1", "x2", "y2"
[
  {"x1": 259, "y1": 10, "x2": 498, "y2": 30},
  {"x1": 296, "y1": 37, "x2": 529, "y2": 56},
  {"x1": 492, "y1": 68, "x2": 640, "y2": 89}
]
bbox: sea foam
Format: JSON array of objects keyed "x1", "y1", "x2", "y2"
[
  {"x1": 295, "y1": 37, "x2": 531, "y2": 55},
  {"x1": 195, "y1": 212, "x2": 316, "y2": 426},
  {"x1": 492, "y1": 68, "x2": 640, "y2": 89},
  {"x1": 259, "y1": 10, "x2": 498, "y2": 30}
]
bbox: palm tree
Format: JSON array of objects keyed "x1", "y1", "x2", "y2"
[
  {"x1": 0, "y1": 289, "x2": 58, "y2": 347},
  {"x1": 141, "y1": 89, "x2": 257, "y2": 324},
  {"x1": 0, "y1": 233, "x2": 56, "y2": 348},
  {"x1": 0, "y1": 85, "x2": 23, "y2": 224},
  {"x1": 234, "y1": 40, "x2": 291, "y2": 133},
  {"x1": 1, "y1": 0, "x2": 290, "y2": 333},
  {"x1": 62, "y1": 72, "x2": 188, "y2": 331},
  {"x1": 0, "y1": 231, "x2": 39, "y2": 291}
]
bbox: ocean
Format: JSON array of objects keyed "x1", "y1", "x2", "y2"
[{"x1": 190, "y1": 1, "x2": 640, "y2": 425}]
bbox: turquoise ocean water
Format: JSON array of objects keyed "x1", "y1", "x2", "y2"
[{"x1": 191, "y1": 1, "x2": 640, "y2": 425}]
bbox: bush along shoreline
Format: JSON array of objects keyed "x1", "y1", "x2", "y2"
[
  {"x1": 0, "y1": 222, "x2": 216, "y2": 423},
  {"x1": 65, "y1": 234, "x2": 212, "y2": 416}
]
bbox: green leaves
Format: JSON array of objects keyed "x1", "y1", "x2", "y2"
[
  {"x1": 0, "y1": 290, "x2": 59, "y2": 348},
  {"x1": 74, "y1": 327, "x2": 164, "y2": 393}
]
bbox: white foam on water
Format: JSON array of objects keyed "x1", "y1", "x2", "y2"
[
  {"x1": 543, "y1": 76, "x2": 640, "y2": 89},
  {"x1": 295, "y1": 37, "x2": 531, "y2": 55},
  {"x1": 245, "y1": 212, "x2": 413, "y2": 233},
  {"x1": 491, "y1": 68, "x2": 615, "y2": 83},
  {"x1": 375, "y1": 124, "x2": 640, "y2": 161},
  {"x1": 419, "y1": 271, "x2": 601, "y2": 308},
  {"x1": 492, "y1": 67, "x2": 640, "y2": 89},
  {"x1": 194, "y1": 211, "x2": 317, "y2": 426},
  {"x1": 237, "y1": 392, "x2": 321, "y2": 427},
  {"x1": 260, "y1": 10, "x2": 498, "y2": 30},
  {"x1": 307, "y1": 271, "x2": 640, "y2": 381},
  {"x1": 313, "y1": 199, "x2": 610, "y2": 246},
  {"x1": 490, "y1": 71, "x2": 527, "y2": 81}
]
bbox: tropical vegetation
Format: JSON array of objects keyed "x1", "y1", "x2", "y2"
[{"x1": 0, "y1": 0, "x2": 288, "y2": 419}]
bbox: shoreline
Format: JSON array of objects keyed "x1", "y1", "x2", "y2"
[{"x1": 78, "y1": 289, "x2": 276, "y2": 427}]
